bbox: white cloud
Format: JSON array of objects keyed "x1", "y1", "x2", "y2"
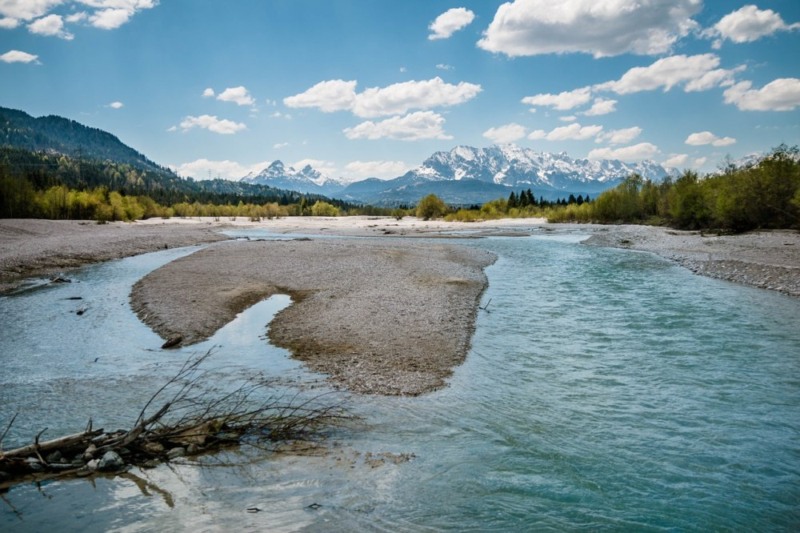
[
  {"x1": 0, "y1": 49, "x2": 39, "y2": 63},
  {"x1": 344, "y1": 160, "x2": 411, "y2": 181},
  {"x1": 65, "y1": 12, "x2": 87, "y2": 23},
  {"x1": 286, "y1": 77, "x2": 481, "y2": 118},
  {"x1": 663, "y1": 154, "x2": 689, "y2": 168},
  {"x1": 588, "y1": 142, "x2": 659, "y2": 161},
  {"x1": 723, "y1": 78, "x2": 800, "y2": 111},
  {"x1": 177, "y1": 115, "x2": 247, "y2": 135},
  {"x1": 597, "y1": 127, "x2": 642, "y2": 145},
  {"x1": 174, "y1": 158, "x2": 271, "y2": 180},
  {"x1": 216, "y1": 86, "x2": 255, "y2": 106},
  {"x1": 428, "y1": 7, "x2": 475, "y2": 40},
  {"x1": 595, "y1": 54, "x2": 739, "y2": 95},
  {"x1": 202, "y1": 87, "x2": 214, "y2": 98},
  {"x1": 528, "y1": 123, "x2": 603, "y2": 141},
  {"x1": 273, "y1": 142, "x2": 289, "y2": 149},
  {"x1": 107, "y1": 101, "x2": 124, "y2": 109},
  {"x1": 583, "y1": 98, "x2": 617, "y2": 116},
  {"x1": 352, "y1": 77, "x2": 482, "y2": 118},
  {"x1": 270, "y1": 111, "x2": 292, "y2": 120},
  {"x1": 284, "y1": 79, "x2": 357, "y2": 113},
  {"x1": 477, "y1": 0, "x2": 700, "y2": 58},
  {"x1": 27, "y1": 13, "x2": 73, "y2": 39},
  {"x1": 83, "y1": 1, "x2": 157, "y2": 29},
  {"x1": 436, "y1": 63, "x2": 454, "y2": 71},
  {"x1": 0, "y1": 0, "x2": 63, "y2": 21},
  {"x1": 685, "y1": 131, "x2": 736, "y2": 147},
  {"x1": 343, "y1": 111, "x2": 452, "y2": 141},
  {"x1": 522, "y1": 87, "x2": 591, "y2": 111},
  {"x1": 694, "y1": 157, "x2": 708, "y2": 168},
  {"x1": 482, "y1": 123, "x2": 527, "y2": 143},
  {"x1": 89, "y1": 8, "x2": 131, "y2": 29},
  {"x1": 0, "y1": 17, "x2": 20, "y2": 28},
  {"x1": 706, "y1": 5, "x2": 800, "y2": 48},
  {"x1": 559, "y1": 115, "x2": 577, "y2": 122}
]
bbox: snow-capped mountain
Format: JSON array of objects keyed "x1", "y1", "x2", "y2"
[
  {"x1": 338, "y1": 144, "x2": 670, "y2": 206},
  {"x1": 410, "y1": 144, "x2": 668, "y2": 188},
  {"x1": 241, "y1": 161, "x2": 345, "y2": 196}
]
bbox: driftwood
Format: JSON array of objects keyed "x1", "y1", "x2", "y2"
[{"x1": 0, "y1": 350, "x2": 347, "y2": 490}]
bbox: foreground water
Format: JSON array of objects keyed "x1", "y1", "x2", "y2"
[{"x1": 1, "y1": 232, "x2": 799, "y2": 531}]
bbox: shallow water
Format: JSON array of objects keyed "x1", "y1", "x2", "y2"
[{"x1": 2, "y1": 234, "x2": 799, "y2": 531}]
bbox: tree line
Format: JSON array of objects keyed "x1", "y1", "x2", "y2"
[{"x1": 547, "y1": 145, "x2": 800, "y2": 232}]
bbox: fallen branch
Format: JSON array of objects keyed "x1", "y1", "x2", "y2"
[{"x1": 0, "y1": 350, "x2": 348, "y2": 490}]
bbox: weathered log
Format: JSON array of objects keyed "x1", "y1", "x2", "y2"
[{"x1": 0, "y1": 428, "x2": 104, "y2": 460}]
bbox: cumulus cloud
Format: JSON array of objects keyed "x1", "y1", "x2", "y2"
[
  {"x1": 344, "y1": 160, "x2": 412, "y2": 180},
  {"x1": 343, "y1": 111, "x2": 452, "y2": 141},
  {"x1": 107, "y1": 101, "x2": 124, "y2": 109},
  {"x1": 482, "y1": 123, "x2": 527, "y2": 143},
  {"x1": 216, "y1": 86, "x2": 255, "y2": 106},
  {"x1": 583, "y1": 98, "x2": 617, "y2": 116},
  {"x1": 174, "y1": 158, "x2": 271, "y2": 180},
  {"x1": 522, "y1": 87, "x2": 592, "y2": 111},
  {"x1": 0, "y1": 49, "x2": 39, "y2": 63},
  {"x1": 595, "y1": 54, "x2": 740, "y2": 95},
  {"x1": 597, "y1": 127, "x2": 642, "y2": 145},
  {"x1": 477, "y1": 0, "x2": 700, "y2": 58},
  {"x1": 0, "y1": 0, "x2": 63, "y2": 22},
  {"x1": 285, "y1": 77, "x2": 481, "y2": 118},
  {"x1": 705, "y1": 5, "x2": 800, "y2": 48},
  {"x1": 84, "y1": 0, "x2": 157, "y2": 29},
  {"x1": 528, "y1": 123, "x2": 603, "y2": 141},
  {"x1": 0, "y1": 17, "x2": 19, "y2": 28},
  {"x1": 177, "y1": 115, "x2": 247, "y2": 135},
  {"x1": 723, "y1": 78, "x2": 800, "y2": 111},
  {"x1": 202, "y1": 88, "x2": 214, "y2": 98},
  {"x1": 284, "y1": 79, "x2": 358, "y2": 113},
  {"x1": 685, "y1": 131, "x2": 736, "y2": 147},
  {"x1": 429, "y1": 7, "x2": 475, "y2": 40},
  {"x1": 27, "y1": 14, "x2": 73, "y2": 39},
  {"x1": 588, "y1": 143, "x2": 659, "y2": 161},
  {"x1": 663, "y1": 154, "x2": 689, "y2": 168}
]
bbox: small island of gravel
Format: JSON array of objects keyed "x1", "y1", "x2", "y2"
[{"x1": 131, "y1": 238, "x2": 497, "y2": 396}]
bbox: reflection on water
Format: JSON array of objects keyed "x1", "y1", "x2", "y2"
[{"x1": 2, "y1": 235, "x2": 800, "y2": 531}]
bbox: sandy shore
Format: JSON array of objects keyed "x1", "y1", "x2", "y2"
[
  {"x1": 131, "y1": 238, "x2": 495, "y2": 395},
  {"x1": 2, "y1": 217, "x2": 798, "y2": 396}
]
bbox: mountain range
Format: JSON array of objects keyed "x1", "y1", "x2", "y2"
[
  {"x1": 243, "y1": 144, "x2": 671, "y2": 206},
  {"x1": 2, "y1": 105, "x2": 672, "y2": 207}
]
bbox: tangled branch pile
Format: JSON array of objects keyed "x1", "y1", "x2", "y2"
[{"x1": 0, "y1": 351, "x2": 347, "y2": 490}]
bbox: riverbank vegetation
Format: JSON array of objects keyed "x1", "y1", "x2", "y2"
[{"x1": 447, "y1": 146, "x2": 800, "y2": 233}]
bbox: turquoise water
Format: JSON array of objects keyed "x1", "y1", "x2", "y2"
[{"x1": 1, "y1": 233, "x2": 799, "y2": 531}]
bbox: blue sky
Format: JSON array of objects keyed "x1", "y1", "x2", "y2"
[{"x1": 1, "y1": 1, "x2": 799, "y2": 182}]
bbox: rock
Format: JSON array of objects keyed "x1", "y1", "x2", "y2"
[
  {"x1": 186, "y1": 443, "x2": 200, "y2": 455},
  {"x1": 143, "y1": 441, "x2": 165, "y2": 454},
  {"x1": 46, "y1": 450, "x2": 63, "y2": 463},
  {"x1": 83, "y1": 443, "x2": 97, "y2": 461},
  {"x1": 142, "y1": 459, "x2": 160, "y2": 469},
  {"x1": 166, "y1": 447, "x2": 186, "y2": 460},
  {"x1": 97, "y1": 451, "x2": 125, "y2": 471},
  {"x1": 86, "y1": 459, "x2": 99, "y2": 471},
  {"x1": 24, "y1": 458, "x2": 44, "y2": 472},
  {"x1": 161, "y1": 336, "x2": 183, "y2": 349}
]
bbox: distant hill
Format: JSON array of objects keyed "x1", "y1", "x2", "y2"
[
  {"x1": 0, "y1": 106, "x2": 164, "y2": 173},
  {"x1": 0, "y1": 106, "x2": 338, "y2": 207}
]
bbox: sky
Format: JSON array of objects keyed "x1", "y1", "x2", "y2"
[{"x1": 1, "y1": 1, "x2": 799, "y2": 183}]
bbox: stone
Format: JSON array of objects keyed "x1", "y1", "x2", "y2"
[
  {"x1": 97, "y1": 451, "x2": 125, "y2": 471},
  {"x1": 46, "y1": 450, "x2": 62, "y2": 463},
  {"x1": 166, "y1": 447, "x2": 186, "y2": 460}
]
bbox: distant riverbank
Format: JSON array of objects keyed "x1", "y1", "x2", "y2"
[{"x1": 1, "y1": 217, "x2": 797, "y2": 298}]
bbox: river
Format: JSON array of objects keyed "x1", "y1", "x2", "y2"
[{"x1": 2, "y1": 231, "x2": 799, "y2": 531}]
